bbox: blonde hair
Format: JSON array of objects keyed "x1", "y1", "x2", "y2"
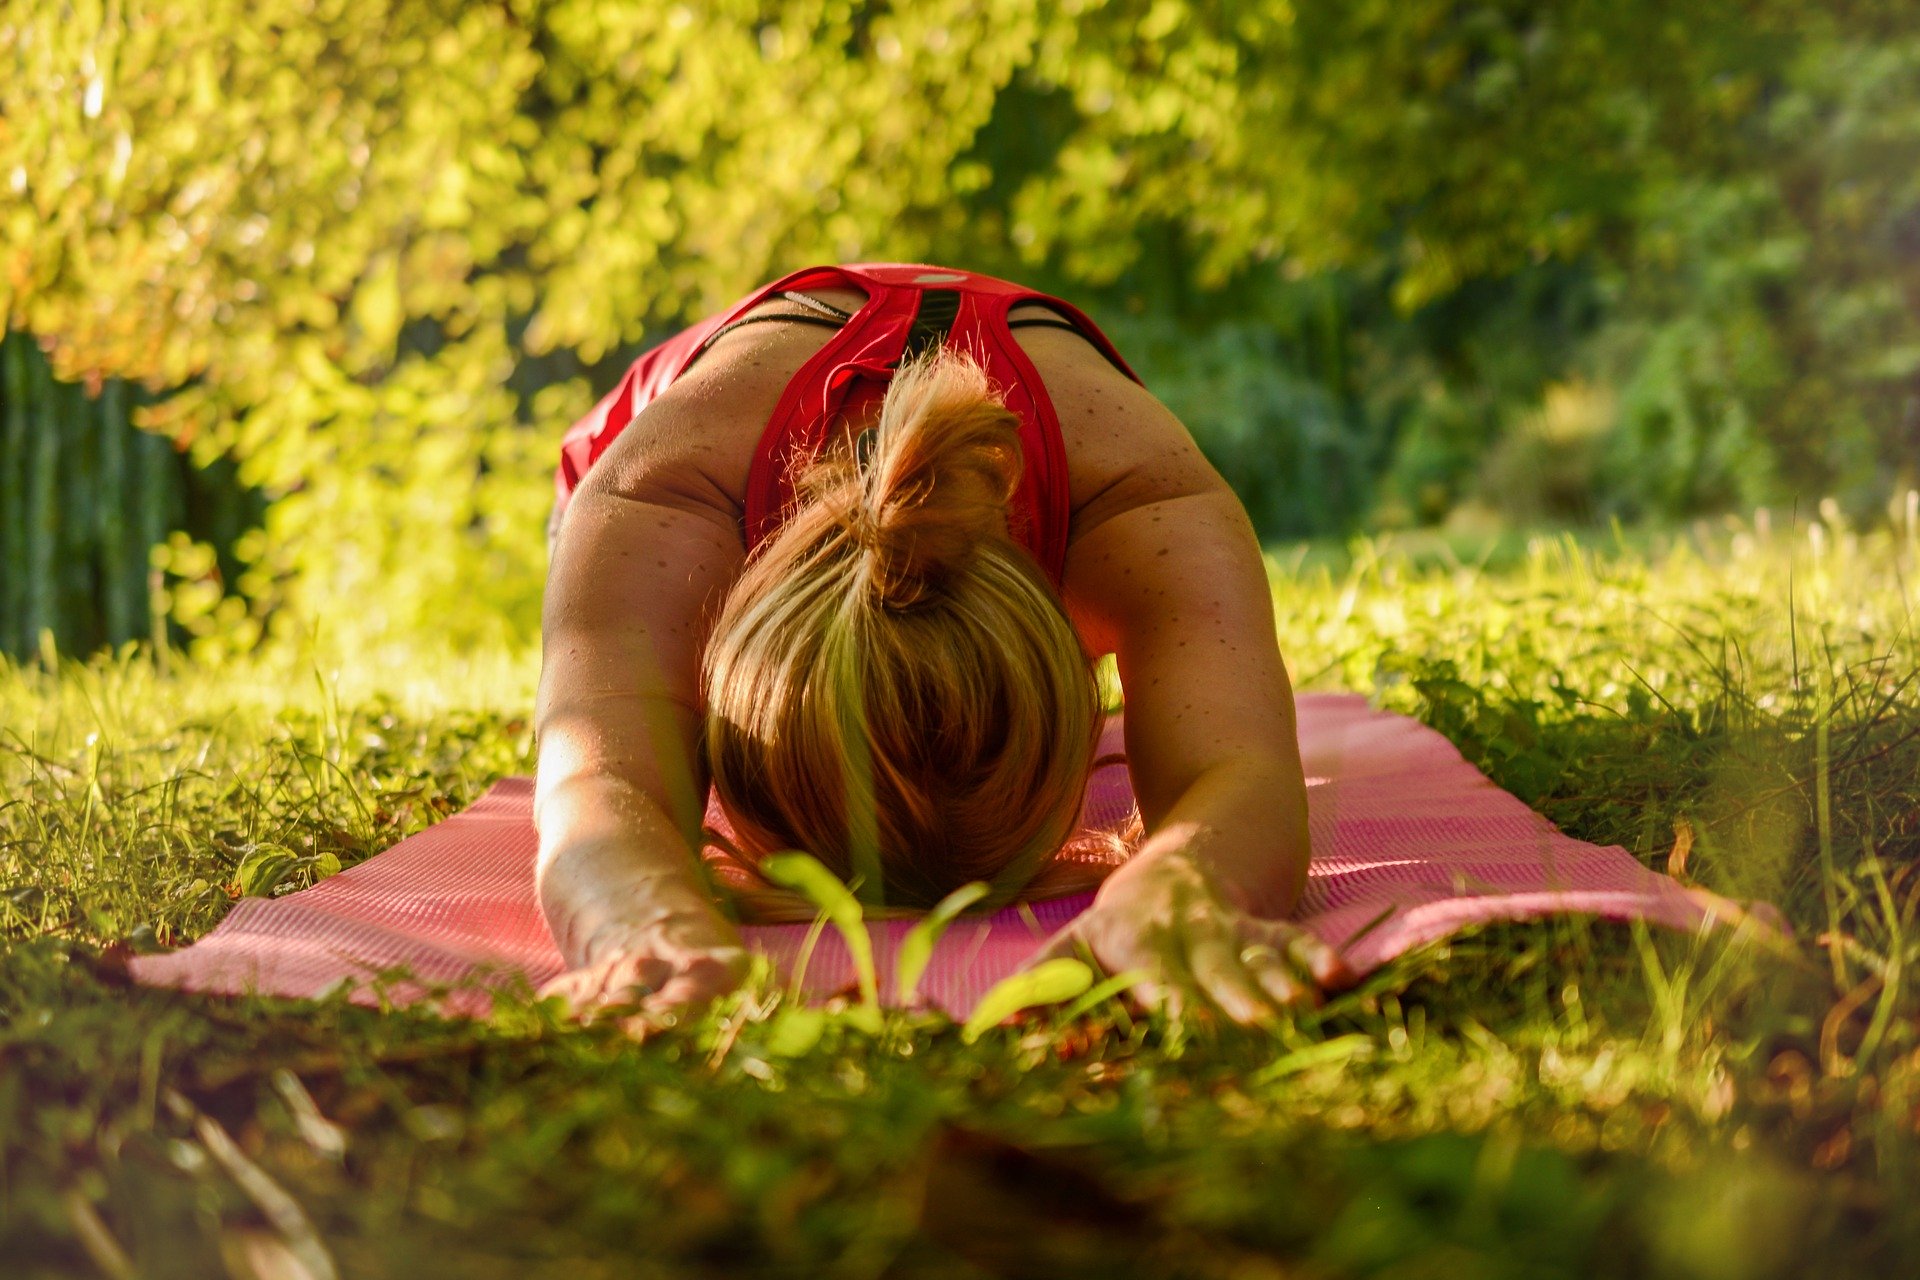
[{"x1": 701, "y1": 348, "x2": 1105, "y2": 920}]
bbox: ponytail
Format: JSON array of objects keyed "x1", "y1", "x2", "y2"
[{"x1": 833, "y1": 350, "x2": 1024, "y2": 610}]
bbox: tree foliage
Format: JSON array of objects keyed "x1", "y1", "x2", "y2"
[{"x1": 0, "y1": 0, "x2": 1913, "y2": 650}]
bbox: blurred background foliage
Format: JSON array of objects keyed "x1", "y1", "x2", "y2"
[{"x1": 1, "y1": 0, "x2": 1917, "y2": 656}]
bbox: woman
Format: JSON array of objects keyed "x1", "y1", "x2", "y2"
[{"x1": 536, "y1": 263, "x2": 1349, "y2": 1025}]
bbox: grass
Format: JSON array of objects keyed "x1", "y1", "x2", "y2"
[{"x1": 4, "y1": 501, "x2": 1919, "y2": 1278}]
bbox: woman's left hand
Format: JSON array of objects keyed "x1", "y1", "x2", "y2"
[{"x1": 1023, "y1": 853, "x2": 1353, "y2": 1025}]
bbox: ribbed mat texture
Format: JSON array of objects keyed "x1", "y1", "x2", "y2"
[{"x1": 131, "y1": 694, "x2": 1737, "y2": 1016}]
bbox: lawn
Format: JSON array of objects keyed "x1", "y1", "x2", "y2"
[{"x1": 4, "y1": 507, "x2": 1917, "y2": 1279}]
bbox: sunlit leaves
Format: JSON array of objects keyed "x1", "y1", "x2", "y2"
[
  {"x1": 4, "y1": 0, "x2": 1788, "y2": 394},
  {"x1": 0, "y1": 0, "x2": 1901, "y2": 651}
]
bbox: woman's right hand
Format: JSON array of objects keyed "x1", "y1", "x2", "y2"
[{"x1": 538, "y1": 881, "x2": 750, "y2": 1025}]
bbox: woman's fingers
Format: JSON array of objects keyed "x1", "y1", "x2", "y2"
[
  {"x1": 1013, "y1": 912, "x2": 1350, "y2": 1027},
  {"x1": 542, "y1": 962, "x2": 624, "y2": 1009},
  {"x1": 610, "y1": 950, "x2": 749, "y2": 1041},
  {"x1": 537, "y1": 969, "x2": 593, "y2": 1006},
  {"x1": 1233, "y1": 939, "x2": 1311, "y2": 1010},
  {"x1": 1241, "y1": 923, "x2": 1346, "y2": 1009},
  {"x1": 1250, "y1": 952, "x2": 1317, "y2": 1009},
  {"x1": 1188, "y1": 936, "x2": 1279, "y2": 1026},
  {"x1": 575, "y1": 955, "x2": 671, "y2": 1013},
  {"x1": 641, "y1": 947, "x2": 750, "y2": 1013},
  {"x1": 540, "y1": 949, "x2": 722, "y2": 1019},
  {"x1": 1276, "y1": 926, "x2": 1354, "y2": 991},
  {"x1": 1141, "y1": 981, "x2": 1184, "y2": 1022}
]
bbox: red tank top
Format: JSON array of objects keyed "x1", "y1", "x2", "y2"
[{"x1": 553, "y1": 263, "x2": 1140, "y2": 585}]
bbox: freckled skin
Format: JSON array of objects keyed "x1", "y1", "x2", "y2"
[{"x1": 536, "y1": 286, "x2": 1327, "y2": 1024}]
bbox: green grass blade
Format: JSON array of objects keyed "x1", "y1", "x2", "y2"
[
  {"x1": 1250, "y1": 1034, "x2": 1377, "y2": 1084},
  {"x1": 763, "y1": 1008, "x2": 827, "y2": 1058},
  {"x1": 894, "y1": 881, "x2": 989, "y2": 1006},
  {"x1": 1057, "y1": 969, "x2": 1150, "y2": 1023},
  {"x1": 760, "y1": 852, "x2": 878, "y2": 1011},
  {"x1": 960, "y1": 958, "x2": 1093, "y2": 1043},
  {"x1": 786, "y1": 913, "x2": 831, "y2": 1007}
]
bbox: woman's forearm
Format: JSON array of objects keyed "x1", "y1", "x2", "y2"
[
  {"x1": 534, "y1": 770, "x2": 723, "y2": 968},
  {"x1": 536, "y1": 468, "x2": 751, "y2": 973},
  {"x1": 532, "y1": 643, "x2": 722, "y2": 968},
  {"x1": 1098, "y1": 755, "x2": 1311, "y2": 918}
]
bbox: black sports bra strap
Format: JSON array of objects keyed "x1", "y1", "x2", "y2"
[
  {"x1": 1005, "y1": 309, "x2": 1134, "y2": 377},
  {"x1": 778, "y1": 290, "x2": 855, "y2": 321},
  {"x1": 689, "y1": 311, "x2": 846, "y2": 365},
  {"x1": 1006, "y1": 317, "x2": 1086, "y2": 334}
]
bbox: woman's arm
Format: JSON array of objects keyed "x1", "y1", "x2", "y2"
[
  {"x1": 1070, "y1": 485, "x2": 1310, "y2": 914},
  {"x1": 537, "y1": 295, "x2": 873, "y2": 1020},
  {"x1": 535, "y1": 386, "x2": 754, "y2": 1017},
  {"x1": 1037, "y1": 379, "x2": 1352, "y2": 1022}
]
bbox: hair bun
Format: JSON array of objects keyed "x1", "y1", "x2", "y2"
[{"x1": 849, "y1": 348, "x2": 1023, "y2": 610}]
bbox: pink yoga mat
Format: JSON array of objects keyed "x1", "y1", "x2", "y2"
[{"x1": 132, "y1": 695, "x2": 1749, "y2": 1017}]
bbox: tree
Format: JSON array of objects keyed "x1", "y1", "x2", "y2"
[{"x1": 0, "y1": 1, "x2": 1908, "y2": 650}]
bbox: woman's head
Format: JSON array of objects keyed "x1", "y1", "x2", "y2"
[{"x1": 702, "y1": 348, "x2": 1101, "y2": 913}]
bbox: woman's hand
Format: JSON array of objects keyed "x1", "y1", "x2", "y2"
[
  {"x1": 539, "y1": 880, "x2": 750, "y2": 1027},
  {"x1": 1025, "y1": 853, "x2": 1352, "y2": 1025}
]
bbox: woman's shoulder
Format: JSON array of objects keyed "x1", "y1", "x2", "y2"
[
  {"x1": 576, "y1": 289, "x2": 871, "y2": 517},
  {"x1": 1009, "y1": 325, "x2": 1232, "y2": 547}
]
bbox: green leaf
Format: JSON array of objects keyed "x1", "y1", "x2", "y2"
[
  {"x1": 840, "y1": 1003, "x2": 883, "y2": 1037},
  {"x1": 961, "y1": 959, "x2": 1094, "y2": 1044},
  {"x1": 1249, "y1": 1034, "x2": 1377, "y2": 1085},
  {"x1": 1057, "y1": 969, "x2": 1151, "y2": 1023},
  {"x1": 761, "y1": 852, "x2": 878, "y2": 1012},
  {"x1": 235, "y1": 847, "x2": 297, "y2": 897},
  {"x1": 895, "y1": 881, "x2": 989, "y2": 1006},
  {"x1": 763, "y1": 1008, "x2": 826, "y2": 1058},
  {"x1": 350, "y1": 255, "x2": 403, "y2": 356}
]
